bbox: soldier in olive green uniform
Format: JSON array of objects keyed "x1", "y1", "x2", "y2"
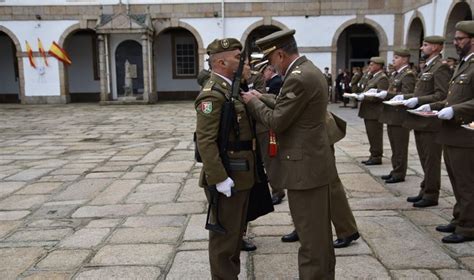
[
  {"x1": 398, "y1": 36, "x2": 451, "y2": 207},
  {"x1": 357, "y1": 57, "x2": 390, "y2": 165},
  {"x1": 242, "y1": 29, "x2": 337, "y2": 279},
  {"x1": 350, "y1": 67, "x2": 362, "y2": 108},
  {"x1": 417, "y1": 21, "x2": 474, "y2": 243},
  {"x1": 377, "y1": 48, "x2": 416, "y2": 183},
  {"x1": 195, "y1": 38, "x2": 257, "y2": 278},
  {"x1": 254, "y1": 89, "x2": 360, "y2": 248}
]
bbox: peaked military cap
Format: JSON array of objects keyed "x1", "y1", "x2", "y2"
[
  {"x1": 256, "y1": 29, "x2": 296, "y2": 57},
  {"x1": 455, "y1": 20, "x2": 474, "y2": 36},
  {"x1": 394, "y1": 48, "x2": 411, "y2": 57},
  {"x1": 424, "y1": 35, "x2": 445, "y2": 44},
  {"x1": 206, "y1": 38, "x2": 242, "y2": 55},
  {"x1": 370, "y1": 56, "x2": 385, "y2": 65}
]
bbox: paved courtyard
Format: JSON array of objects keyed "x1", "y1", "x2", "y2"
[{"x1": 0, "y1": 102, "x2": 473, "y2": 280}]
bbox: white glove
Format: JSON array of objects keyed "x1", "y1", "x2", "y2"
[
  {"x1": 216, "y1": 177, "x2": 234, "y2": 197},
  {"x1": 403, "y1": 97, "x2": 418, "y2": 108},
  {"x1": 375, "y1": 90, "x2": 388, "y2": 99},
  {"x1": 356, "y1": 93, "x2": 365, "y2": 101},
  {"x1": 437, "y1": 107, "x2": 454, "y2": 120},
  {"x1": 366, "y1": 88, "x2": 378, "y2": 93},
  {"x1": 415, "y1": 104, "x2": 431, "y2": 112},
  {"x1": 390, "y1": 95, "x2": 404, "y2": 102}
]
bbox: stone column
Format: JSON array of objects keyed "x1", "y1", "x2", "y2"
[
  {"x1": 141, "y1": 34, "x2": 150, "y2": 103},
  {"x1": 148, "y1": 35, "x2": 157, "y2": 103},
  {"x1": 98, "y1": 34, "x2": 108, "y2": 102}
]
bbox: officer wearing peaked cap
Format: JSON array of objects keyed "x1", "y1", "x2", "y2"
[
  {"x1": 419, "y1": 20, "x2": 474, "y2": 244},
  {"x1": 241, "y1": 29, "x2": 337, "y2": 279},
  {"x1": 195, "y1": 38, "x2": 258, "y2": 278}
]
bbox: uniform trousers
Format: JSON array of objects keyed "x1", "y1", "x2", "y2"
[
  {"x1": 330, "y1": 145, "x2": 358, "y2": 238},
  {"x1": 443, "y1": 145, "x2": 474, "y2": 238},
  {"x1": 364, "y1": 119, "x2": 383, "y2": 161},
  {"x1": 206, "y1": 189, "x2": 250, "y2": 280},
  {"x1": 331, "y1": 177, "x2": 358, "y2": 238},
  {"x1": 288, "y1": 185, "x2": 335, "y2": 280},
  {"x1": 414, "y1": 131, "x2": 442, "y2": 201},
  {"x1": 386, "y1": 124, "x2": 410, "y2": 179}
]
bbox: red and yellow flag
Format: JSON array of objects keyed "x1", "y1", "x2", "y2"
[
  {"x1": 25, "y1": 40, "x2": 36, "y2": 68},
  {"x1": 48, "y1": 41, "x2": 72, "y2": 65},
  {"x1": 37, "y1": 38, "x2": 48, "y2": 66}
]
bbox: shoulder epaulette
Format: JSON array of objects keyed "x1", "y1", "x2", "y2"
[{"x1": 202, "y1": 80, "x2": 214, "y2": 92}]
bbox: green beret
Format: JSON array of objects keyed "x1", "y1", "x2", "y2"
[
  {"x1": 370, "y1": 56, "x2": 385, "y2": 65},
  {"x1": 394, "y1": 48, "x2": 410, "y2": 57},
  {"x1": 256, "y1": 29, "x2": 296, "y2": 57},
  {"x1": 423, "y1": 35, "x2": 445, "y2": 44},
  {"x1": 455, "y1": 20, "x2": 474, "y2": 36},
  {"x1": 206, "y1": 38, "x2": 242, "y2": 55}
]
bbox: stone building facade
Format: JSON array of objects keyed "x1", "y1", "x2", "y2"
[{"x1": 0, "y1": 0, "x2": 472, "y2": 104}]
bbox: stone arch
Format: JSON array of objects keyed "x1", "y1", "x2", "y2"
[
  {"x1": 57, "y1": 22, "x2": 97, "y2": 102},
  {"x1": 240, "y1": 18, "x2": 288, "y2": 44},
  {"x1": 331, "y1": 17, "x2": 389, "y2": 53},
  {"x1": 330, "y1": 17, "x2": 388, "y2": 86},
  {"x1": 444, "y1": 1, "x2": 472, "y2": 58},
  {"x1": 155, "y1": 20, "x2": 204, "y2": 69},
  {"x1": 0, "y1": 25, "x2": 25, "y2": 103},
  {"x1": 444, "y1": 0, "x2": 473, "y2": 39},
  {"x1": 405, "y1": 11, "x2": 426, "y2": 45},
  {"x1": 406, "y1": 16, "x2": 425, "y2": 64}
]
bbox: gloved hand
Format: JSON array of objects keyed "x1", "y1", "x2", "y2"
[
  {"x1": 390, "y1": 95, "x2": 404, "y2": 102},
  {"x1": 216, "y1": 177, "x2": 234, "y2": 197},
  {"x1": 415, "y1": 104, "x2": 431, "y2": 112},
  {"x1": 375, "y1": 90, "x2": 388, "y2": 99},
  {"x1": 366, "y1": 88, "x2": 378, "y2": 94},
  {"x1": 356, "y1": 93, "x2": 365, "y2": 101},
  {"x1": 437, "y1": 107, "x2": 454, "y2": 120},
  {"x1": 403, "y1": 97, "x2": 418, "y2": 108}
]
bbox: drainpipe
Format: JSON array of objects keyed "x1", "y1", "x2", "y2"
[
  {"x1": 105, "y1": 35, "x2": 111, "y2": 95},
  {"x1": 432, "y1": 0, "x2": 437, "y2": 35},
  {"x1": 221, "y1": 0, "x2": 225, "y2": 38}
]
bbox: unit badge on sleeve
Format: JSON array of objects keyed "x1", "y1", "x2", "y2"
[{"x1": 200, "y1": 101, "x2": 213, "y2": 114}]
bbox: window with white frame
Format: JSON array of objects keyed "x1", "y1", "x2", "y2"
[{"x1": 173, "y1": 35, "x2": 197, "y2": 78}]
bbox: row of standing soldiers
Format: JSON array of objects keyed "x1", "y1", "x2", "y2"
[{"x1": 351, "y1": 20, "x2": 474, "y2": 244}]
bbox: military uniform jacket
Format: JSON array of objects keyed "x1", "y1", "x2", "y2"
[
  {"x1": 379, "y1": 66, "x2": 416, "y2": 125},
  {"x1": 195, "y1": 73, "x2": 256, "y2": 190},
  {"x1": 246, "y1": 56, "x2": 336, "y2": 190},
  {"x1": 358, "y1": 71, "x2": 389, "y2": 120},
  {"x1": 431, "y1": 54, "x2": 474, "y2": 148},
  {"x1": 355, "y1": 72, "x2": 372, "y2": 93},
  {"x1": 403, "y1": 56, "x2": 450, "y2": 131},
  {"x1": 350, "y1": 72, "x2": 362, "y2": 93}
]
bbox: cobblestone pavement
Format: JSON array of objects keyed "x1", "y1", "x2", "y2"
[{"x1": 0, "y1": 102, "x2": 473, "y2": 280}]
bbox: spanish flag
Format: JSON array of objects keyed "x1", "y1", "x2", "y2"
[
  {"x1": 38, "y1": 38, "x2": 48, "y2": 66},
  {"x1": 25, "y1": 40, "x2": 36, "y2": 68},
  {"x1": 48, "y1": 41, "x2": 72, "y2": 65}
]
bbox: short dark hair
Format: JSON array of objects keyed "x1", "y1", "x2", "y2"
[{"x1": 280, "y1": 37, "x2": 298, "y2": 55}]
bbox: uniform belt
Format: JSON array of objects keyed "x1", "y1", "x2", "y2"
[{"x1": 227, "y1": 140, "x2": 253, "y2": 151}]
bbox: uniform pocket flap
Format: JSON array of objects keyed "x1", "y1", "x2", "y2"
[
  {"x1": 457, "y1": 74, "x2": 471, "y2": 84},
  {"x1": 279, "y1": 149, "x2": 303, "y2": 161}
]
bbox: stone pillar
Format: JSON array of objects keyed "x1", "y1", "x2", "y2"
[
  {"x1": 148, "y1": 35, "x2": 157, "y2": 103},
  {"x1": 98, "y1": 34, "x2": 108, "y2": 102},
  {"x1": 141, "y1": 34, "x2": 150, "y2": 103}
]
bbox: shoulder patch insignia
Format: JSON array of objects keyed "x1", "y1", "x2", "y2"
[{"x1": 200, "y1": 101, "x2": 213, "y2": 114}]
